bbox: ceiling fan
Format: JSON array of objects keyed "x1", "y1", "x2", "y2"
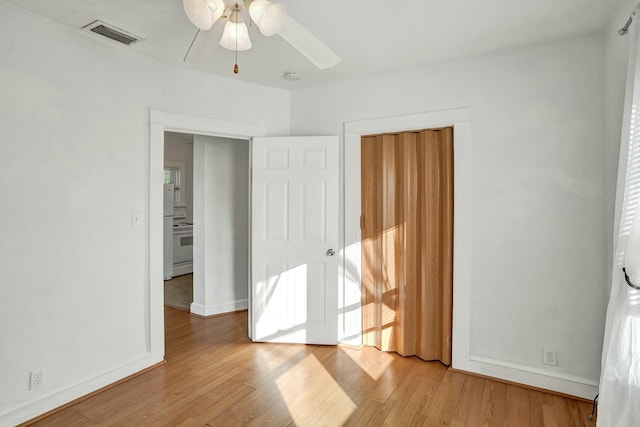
[{"x1": 182, "y1": 0, "x2": 341, "y2": 74}]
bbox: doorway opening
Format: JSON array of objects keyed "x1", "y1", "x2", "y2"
[{"x1": 161, "y1": 131, "x2": 251, "y2": 317}]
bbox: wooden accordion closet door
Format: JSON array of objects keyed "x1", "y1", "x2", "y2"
[{"x1": 361, "y1": 127, "x2": 453, "y2": 365}]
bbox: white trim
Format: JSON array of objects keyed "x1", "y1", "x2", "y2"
[
  {"x1": 190, "y1": 300, "x2": 249, "y2": 317},
  {"x1": 342, "y1": 108, "x2": 473, "y2": 353},
  {"x1": 150, "y1": 110, "x2": 265, "y2": 138},
  {"x1": 343, "y1": 108, "x2": 471, "y2": 135},
  {"x1": 467, "y1": 356, "x2": 599, "y2": 398},
  {"x1": 450, "y1": 121, "x2": 473, "y2": 370},
  {"x1": 149, "y1": 109, "x2": 266, "y2": 354}
]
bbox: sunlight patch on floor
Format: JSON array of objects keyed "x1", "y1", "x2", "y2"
[
  {"x1": 276, "y1": 353, "x2": 356, "y2": 425},
  {"x1": 255, "y1": 344, "x2": 304, "y2": 372},
  {"x1": 342, "y1": 346, "x2": 394, "y2": 381}
]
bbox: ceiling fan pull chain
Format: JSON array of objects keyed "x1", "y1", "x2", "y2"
[{"x1": 234, "y1": 16, "x2": 240, "y2": 74}]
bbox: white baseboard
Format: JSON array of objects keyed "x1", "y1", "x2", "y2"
[
  {"x1": 190, "y1": 299, "x2": 248, "y2": 317},
  {"x1": 456, "y1": 355, "x2": 599, "y2": 399},
  {"x1": 0, "y1": 353, "x2": 162, "y2": 427}
]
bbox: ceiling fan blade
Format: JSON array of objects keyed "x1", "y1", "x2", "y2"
[{"x1": 278, "y1": 16, "x2": 341, "y2": 70}]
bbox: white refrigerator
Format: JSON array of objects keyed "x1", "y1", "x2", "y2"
[{"x1": 163, "y1": 184, "x2": 174, "y2": 279}]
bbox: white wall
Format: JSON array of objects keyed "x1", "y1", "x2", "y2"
[
  {"x1": 165, "y1": 132, "x2": 194, "y2": 221},
  {"x1": 0, "y1": 2, "x2": 289, "y2": 424},
  {"x1": 192, "y1": 136, "x2": 250, "y2": 316},
  {"x1": 291, "y1": 33, "x2": 607, "y2": 398}
]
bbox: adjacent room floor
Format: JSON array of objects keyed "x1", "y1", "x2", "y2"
[
  {"x1": 28, "y1": 307, "x2": 596, "y2": 426},
  {"x1": 164, "y1": 273, "x2": 193, "y2": 311}
]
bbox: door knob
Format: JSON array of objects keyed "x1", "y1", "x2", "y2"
[{"x1": 326, "y1": 249, "x2": 336, "y2": 256}]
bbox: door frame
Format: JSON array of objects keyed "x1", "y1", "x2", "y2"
[
  {"x1": 342, "y1": 108, "x2": 472, "y2": 368},
  {"x1": 148, "y1": 109, "x2": 266, "y2": 359}
]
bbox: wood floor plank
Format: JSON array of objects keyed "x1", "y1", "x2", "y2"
[
  {"x1": 25, "y1": 408, "x2": 91, "y2": 427},
  {"x1": 382, "y1": 360, "x2": 446, "y2": 425},
  {"x1": 27, "y1": 307, "x2": 596, "y2": 427},
  {"x1": 343, "y1": 396, "x2": 385, "y2": 426},
  {"x1": 423, "y1": 369, "x2": 467, "y2": 424},
  {"x1": 504, "y1": 384, "x2": 532, "y2": 426},
  {"x1": 456, "y1": 375, "x2": 488, "y2": 425},
  {"x1": 527, "y1": 390, "x2": 546, "y2": 427},
  {"x1": 478, "y1": 380, "x2": 507, "y2": 427},
  {"x1": 207, "y1": 382, "x2": 290, "y2": 426}
]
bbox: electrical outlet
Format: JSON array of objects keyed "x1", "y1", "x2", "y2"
[
  {"x1": 30, "y1": 369, "x2": 45, "y2": 390},
  {"x1": 543, "y1": 348, "x2": 557, "y2": 366}
]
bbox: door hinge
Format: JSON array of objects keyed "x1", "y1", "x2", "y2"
[{"x1": 360, "y1": 215, "x2": 364, "y2": 230}]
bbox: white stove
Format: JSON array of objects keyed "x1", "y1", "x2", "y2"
[
  {"x1": 172, "y1": 208, "x2": 193, "y2": 277},
  {"x1": 173, "y1": 222, "x2": 193, "y2": 233}
]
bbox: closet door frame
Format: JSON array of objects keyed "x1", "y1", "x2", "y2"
[{"x1": 342, "y1": 108, "x2": 472, "y2": 371}]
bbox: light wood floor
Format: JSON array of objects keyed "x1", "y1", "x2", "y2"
[{"x1": 30, "y1": 307, "x2": 596, "y2": 426}]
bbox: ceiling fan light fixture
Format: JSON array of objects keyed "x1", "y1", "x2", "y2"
[
  {"x1": 183, "y1": 0, "x2": 215, "y2": 29},
  {"x1": 220, "y1": 15, "x2": 252, "y2": 51},
  {"x1": 249, "y1": 0, "x2": 287, "y2": 36}
]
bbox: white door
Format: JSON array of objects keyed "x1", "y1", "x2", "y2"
[{"x1": 251, "y1": 136, "x2": 339, "y2": 344}]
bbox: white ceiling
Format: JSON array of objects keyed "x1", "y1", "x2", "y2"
[{"x1": 6, "y1": 0, "x2": 623, "y2": 89}]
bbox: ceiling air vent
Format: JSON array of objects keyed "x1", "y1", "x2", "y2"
[{"x1": 82, "y1": 20, "x2": 142, "y2": 46}]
